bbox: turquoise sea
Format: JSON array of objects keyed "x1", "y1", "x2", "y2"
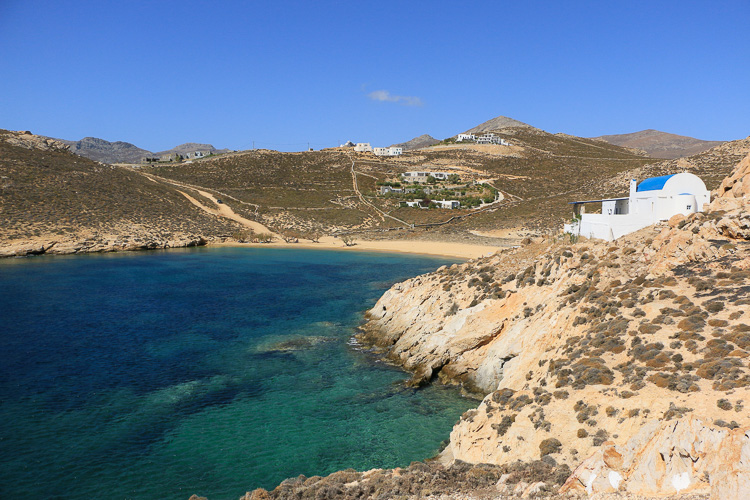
[{"x1": 0, "y1": 247, "x2": 475, "y2": 499}]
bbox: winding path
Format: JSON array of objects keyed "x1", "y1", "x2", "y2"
[{"x1": 138, "y1": 171, "x2": 276, "y2": 235}]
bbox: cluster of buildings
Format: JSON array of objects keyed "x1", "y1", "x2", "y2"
[
  {"x1": 402, "y1": 200, "x2": 461, "y2": 209},
  {"x1": 140, "y1": 151, "x2": 209, "y2": 163},
  {"x1": 456, "y1": 133, "x2": 509, "y2": 145},
  {"x1": 401, "y1": 171, "x2": 452, "y2": 183},
  {"x1": 564, "y1": 172, "x2": 711, "y2": 241},
  {"x1": 379, "y1": 170, "x2": 465, "y2": 209}
]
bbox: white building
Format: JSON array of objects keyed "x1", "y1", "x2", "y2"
[
  {"x1": 379, "y1": 185, "x2": 404, "y2": 195},
  {"x1": 436, "y1": 199, "x2": 461, "y2": 209},
  {"x1": 373, "y1": 146, "x2": 402, "y2": 156},
  {"x1": 402, "y1": 199, "x2": 460, "y2": 209},
  {"x1": 475, "y1": 133, "x2": 509, "y2": 145},
  {"x1": 354, "y1": 143, "x2": 372, "y2": 152},
  {"x1": 564, "y1": 173, "x2": 711, "y2": 241},
  {"x1": 456, "y1": 134, "x2": 476, "y2": 142}
]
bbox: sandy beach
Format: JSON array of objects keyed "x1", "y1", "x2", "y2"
[{"x1": 212, "y1": 235, "x2": 505, "y2": 260}]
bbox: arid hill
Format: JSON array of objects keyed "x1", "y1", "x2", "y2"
[
  {"x1": 4, "y1": 126, "x2": 747, "y2": 261},
  {"x1": 145, "y1": 126, "x2": 658, "y2": 238},
  {"x1": 0, "y1": 130, "x2": 244, "y2": 256},
  {"x1": 594, "y1": 129, "x2": 725, "y2": 159},
  {"x1": 463, "y1": 115, "x2": 534, "y2": 134},
  {"x1": 390, "y1": 134, "x2": 440, "y2": 150}
]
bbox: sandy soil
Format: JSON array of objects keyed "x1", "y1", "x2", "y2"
[{"x1": 212, "y1": 235, "x2": 502, "y2": 259}]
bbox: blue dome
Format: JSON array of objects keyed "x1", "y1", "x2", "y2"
[{"x1": 636, "y1": 174, "x2": 675, "y2": 192}]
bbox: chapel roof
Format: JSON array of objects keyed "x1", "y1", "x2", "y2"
[{"x1": 636, "y1": 174, "x2": 675, "y2": 192}]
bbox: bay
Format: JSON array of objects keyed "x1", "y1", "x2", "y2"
[{"x1": 0, "y1": 247, "x2": 475, "y2": 499}]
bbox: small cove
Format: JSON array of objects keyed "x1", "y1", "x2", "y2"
[{"x1": 0, "y1": 247, "x2": 476, "y2": 499}]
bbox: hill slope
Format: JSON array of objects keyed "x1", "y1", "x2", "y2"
[
  {"x1": 0, "y1": 130, "x2": 244, "y2": 256},
  {"x1": 594, "y1": 129, "x2": 725, "y2": 159}
]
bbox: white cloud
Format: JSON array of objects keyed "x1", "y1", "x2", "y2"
[{"x1": 367, "y1": 89, "x2": 423, "y2": 107}]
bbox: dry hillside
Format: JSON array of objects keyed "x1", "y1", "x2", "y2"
[{"x1": 0, "y1": 130, "x2": 243, "y2": 256}]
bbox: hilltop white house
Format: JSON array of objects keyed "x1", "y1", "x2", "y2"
[
  {"x1": 354, "y1": 143, "x2": 372, "y2": 152},
  {"x1": 564, "y1": 172, "x2": 711, "y2": 241},
  {"x1": 457, "y1": 132, "x2": 509, "y2": 145},
  {"x1": 373, "y1": 146, "x2": 403, "y2": 156}
]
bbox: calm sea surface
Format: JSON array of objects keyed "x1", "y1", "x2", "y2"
[{"x1": 0, "y1": 247, "x2": 475, "y2": 499}]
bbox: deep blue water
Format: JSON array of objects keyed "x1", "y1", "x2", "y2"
[{"x1": 0, "y1": 247, "x2": 475, "y2": 499}]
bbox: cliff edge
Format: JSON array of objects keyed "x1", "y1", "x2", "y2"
[{"x1": 355, "y1": 152, "x2": 750, "y2": 497}]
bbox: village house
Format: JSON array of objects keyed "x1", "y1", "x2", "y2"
[
  {"x1": 379, "y1": 185, "x2": 404, "y2": 195},
  {"x1": 185, "y1": 151, "x2": 208, "y2": 159},
  {"x1": 564, "y1": 172, "x2": 711, "y2": 241},
  {"x1": 456, "y1": 133, "x2": 476, "y2": 142},
  {"x1": 373, "y1": 146, "x2": 403, "y2": 156},
  {"x1": 354, "y1": 143, "x2": 372, "y2": 152},
  {"x1": 436, "y1": 199, "x2": 461, "y2": 209}
]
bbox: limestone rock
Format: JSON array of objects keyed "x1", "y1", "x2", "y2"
[
  {"x1": 714, "y1": 151, "x2": 750, "y2": 201},
  {"x1": 560, "y1": 416, "x2": 750, "y2": 498}
]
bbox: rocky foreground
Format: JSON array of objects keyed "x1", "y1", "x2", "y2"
[{"x1": 240, "y1": 154, "x2": 750, "y2": 499}]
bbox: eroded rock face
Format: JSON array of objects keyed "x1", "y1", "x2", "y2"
[
  {"x1": 561, "y1": 416, "x2": 750, "y2": 499},
  {"x1": 0, "y1": 234, "x2": 209, "y2": 258},
  {"x1": 358, "y1": 153, "x2": 750, "y2": 496},
  {"x1": 714, "y1": 152, "x2": 750, "y2": 200},
  {"x1": 4, "y1": 130, "x2": 70, "y2": 152}
]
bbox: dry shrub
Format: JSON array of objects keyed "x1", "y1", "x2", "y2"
[{"x1": 539, "y1": 438, "x2": 562, "y2": 456}]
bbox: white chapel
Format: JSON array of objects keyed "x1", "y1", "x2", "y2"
[{"x1": 564, "y1": 172, "x2": 711, "y2": 241}]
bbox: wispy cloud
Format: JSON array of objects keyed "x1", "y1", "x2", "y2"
[{"x1": 367, "y1": 89, "x2": 424, "y2": 107}]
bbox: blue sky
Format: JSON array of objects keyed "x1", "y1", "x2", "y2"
[{"x1": 1, "y1": 1, "x2": 748, "y2": 152}]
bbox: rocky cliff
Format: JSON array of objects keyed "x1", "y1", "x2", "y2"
[{"x1": 356, "y1": 152, "x2": 750, "y2": 497}]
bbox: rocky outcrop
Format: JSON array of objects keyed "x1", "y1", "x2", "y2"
[
  {"x1": 0, "y1": 234, "x2": 208, "y2": 258},
  {"x1": 238, "y1": 459, "x2": 571, "y2": 500},
  {"x1": 358, "y1": 153, "x2": 750, "y2": 497},
  {"x1": 5, "y1": 130, "x2": 70, "y2": 152},
  {"x1": 561, "y1": 416, "x2": 750, "y2": 498},
  {"x1": 714, "y1": 152, "x2": 750, "y2": 201}
]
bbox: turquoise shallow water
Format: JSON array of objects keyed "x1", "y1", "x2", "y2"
[{"x1": 0, "y1": 247, "x2": 475, "y2": 499}]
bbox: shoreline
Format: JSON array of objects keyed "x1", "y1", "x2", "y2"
[
  {"x1": 0, "y1": 234, "x2": 507, "y2": 261},
  {"x1": 210, "y1": 235, "x2": 505, "y2": 260}
]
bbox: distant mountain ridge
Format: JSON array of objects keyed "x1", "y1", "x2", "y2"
[
  {"x1": 154, "y1": 143, "x2": 230, "y2": 158},
  {"x1": 390, "y1": 134, "x2": 440, "y2": 151},
  {"x1": 56, "y1": 137, "x2": 152, "y2": 164},
  {"x1": 463, "y1": 115, "x2": 533, "y2": 134},
  {"x1": 593, "y1": 129, "x2": 725, "y2": 159},
  {"x1": 48, "y1": 136, "x2": 228, "y2": 164}
]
